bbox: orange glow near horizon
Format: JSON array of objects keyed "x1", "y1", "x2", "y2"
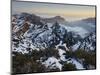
[{"x1": 12, "y1": 1, "x2": 95, "y2": 21}]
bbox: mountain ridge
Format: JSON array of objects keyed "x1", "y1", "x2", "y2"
[{"x1": 12, "y1": 13, "x2": 96, "y2": 73}]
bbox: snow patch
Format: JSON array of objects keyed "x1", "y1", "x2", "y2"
[
  {"x1": 67, "y1": 58, "x2": 84, "y2": 69},
  {"x1": 72, "y1": 41, "x2": 81, "y2": 51},
  {"x1": 42, "y1": 57, "x2": 62, "y2": 70},
  {"x1": 58, "y1": 49, "x2": 66, "y2": 61}
]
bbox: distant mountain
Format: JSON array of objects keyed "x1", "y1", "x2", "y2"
[
  {"x1": 82, "y1": 17, "x2": 96, "y2": 25},
  {"x1": 42, "y1": 16, "x2": 66, "y2": 23},
  {"x1": 62, "y1": 17, "x2": 96, "y2": 36},
  {"x1": 13, "y1": 13, "x2": 66, "y2": 24}
]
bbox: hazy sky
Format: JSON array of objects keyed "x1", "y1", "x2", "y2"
[{"x1": 12, "y1": 1, "x2": 95, "y2": 21}]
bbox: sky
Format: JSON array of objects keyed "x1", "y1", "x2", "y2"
[{"x1": 12, "y1": 1, "x2": 96, "y2": 22}]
